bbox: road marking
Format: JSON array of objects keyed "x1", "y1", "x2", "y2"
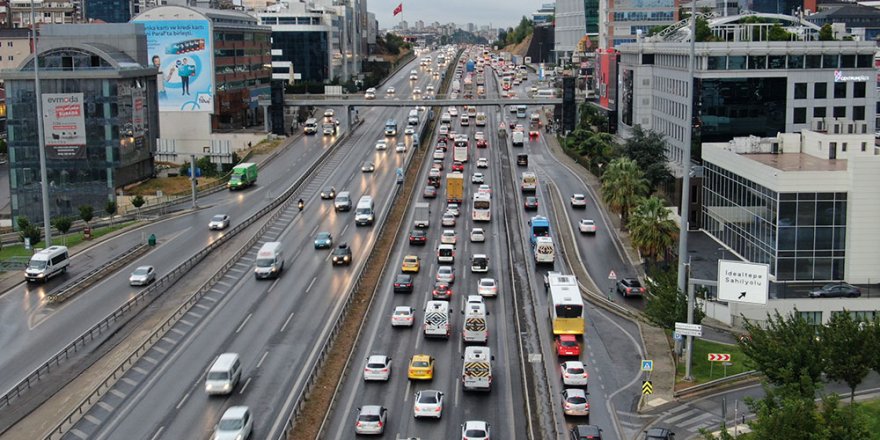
[
  {"x1": 454, "y1": 378, "x2": 461, "y2": 406},
  {"x1": 311, "y1": 224, "x2": 319, "y2": 236},
  {"x1": 679, "y1": 412, "x2": 715, "y2": 429},
  {"x1": 268, "y1": 278, "x2": 280, "y2": 294},
  {"x1": 84, "y1": 414, "x2": 102, "y2": 425},
  {"x1": 404, "y1": 380, "x2": 411, "y2": 402},
  {"x1": 256, "y1": 351, "x2": 270, "y2": 369},
  {"x1": 109, "y1": 389, "x2": 126, "y2": 399},
  {"x1": 341, "y1": 224, "x2": 350, "y2": 237},
  {"x1": 306, "y1": 277, "x2": 317, "y2": 293},
  {"x1": 149, "y1": 427, "x2": 165, "y2": 440},
  {"x1": 280, "y1": 312, "x2": 295, "y2": 332},
  {"x1": 175, "y1": 391, "x2": 190, "y2": 409},
  {"x1": 239, "y1": 377, "x2": 252, "y2": 394},
  {"x1": 96, "y1": 401, "x2": 114, "y2": 412},
  {"x1": 235, "y1": 313, "x2": 253, "y2": 334},
  {"x1": 664, "y1": 408, "x2": 699, "y2": 424}
]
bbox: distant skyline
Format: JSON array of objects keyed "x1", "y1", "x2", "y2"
[{"x1": 373, "y1": 0, "x2": 533, "y2": 30}]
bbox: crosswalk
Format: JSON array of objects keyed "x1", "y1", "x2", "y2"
[{"x1": 649, "y1": 403, "x2": 729, "y2": 437}]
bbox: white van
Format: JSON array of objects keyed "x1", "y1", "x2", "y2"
[
  {"x1": 534, "y1": 236, "x2": 555, "y2": 264},
  {"x1": 355, "y1": 195, "x2": 375, "y2": 226},
  {"x1": 205, "y1": 353, "x2": 242, "y2": 395},
  {"x1": 423, "y1": 300, "x2": 451, "y2": 338},
  {"x1": 303, "y1": 118, "x2": 319, "y2": 135},
  {"x1": 440, "y1": 112, "x2": 452, "y2": 124},
  {"x1": 471, "y1": 254, "x2": 489, "y2": 273},
  {"x1": 462, "y1": 346, "x2": 493, "y2": 391},
  {"x1": 254, "y1": 242, "x2": 284, "y2": 279},
  {"x1": 462, "y1": 299, "x2": 489, "y2": 343},
  {"x1": 437, "y1": 244, "x2": 455, "y2": 263},
  {"x1": 24, "y1": 245, "x2": 69, "y2": 282}
]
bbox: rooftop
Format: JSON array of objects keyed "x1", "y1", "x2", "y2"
[{"x1": 744, "y1": 152, "x2": 848, "y2": 172}]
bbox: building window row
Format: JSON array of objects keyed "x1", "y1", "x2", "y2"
[
  {"x1": 612, "y1": 11, "x2": 674, "y2": 21},
  {"x1": 793, "y1": 105, "x2": 866, "y2": 123},
  {"x1": 794, "y1": 81, "x2": 866, "y2": 100},
  {"x1": 653, "y1": 75, "x2": 688, "y2": 97},
  {"x1": 706, "y1": 53, "x2": 873, "y2": 71}
]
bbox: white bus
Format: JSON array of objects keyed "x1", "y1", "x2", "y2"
[
  {"x1": 548, "y1": 274, "x2": 585, "y2": 335},
  {"x1": 453, "y1": 136, "x2": 469, "y2": 163},
  {"x1": 472, "y1": 192, "x2": 491, "y2": 222}
]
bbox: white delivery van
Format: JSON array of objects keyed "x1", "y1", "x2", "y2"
[
  {"x1": 462, "y1": 300, "x2": 489, "y2": 343},
  {"x1": 24, "y1": 245, "x2": 69, "y2": 282},
  {"x1": 462, "y1": 346, "x2": 493, "y2": 391},
  {"x1": 423, "y1": 300, "x2": 451, "y2": 338},
  {"x1": 254, "y1": 242, "x2": 284, "y2": 279},
  {"x1": 355, "y1": 195, "x2": 375, "y2": 226},
  {"x1": 437, "y1": 244, "x2": 455, "y2": 263},
  {"x1": 205, "y1": 353, "x2": 242, "y2": 395},
  {"x1": 534, "y1": 236, "x2": 555, "y2": 264},
  {"x1": 512, "y1": 130, "x2": 524, "y2": 146}
]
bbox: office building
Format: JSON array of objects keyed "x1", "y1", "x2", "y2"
[
  {"x1": 133, "y1": 6, "x2": 271, "y2": 160},
  {"x1": 599, "y1": 0, "x2": 678, "y2": 48},
  {"x1": 9, "y1": 0, "x2": 77, "y2": 28},
  {"x1": 615, "y1": 13, "x2": 877, "y2": 175},
  {"x1": 85, "y1": 0, "x2": 130, "y2": 23},
  {"x1": 0, "y1": 28, "x2": 32, "y2": 71},
  {"x1": 258, "y1": 2, "x2": 337, "y2": 83},
  {"x1": 3, "y1": 23, "x2": 158, "y2": 224},
  {"x1": 806, "y1": 3, "x2": 880, "y2": 41},
  {"x1": 555, "y1": 0, "x2": 598, "y2": 62},
  {"x1": 533, "y1": 2, "x2": 556, "y2": 24}
]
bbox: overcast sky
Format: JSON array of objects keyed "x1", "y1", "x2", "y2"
[{"x1": 372, "y1": 0, "x2": 533, "y2": 30}]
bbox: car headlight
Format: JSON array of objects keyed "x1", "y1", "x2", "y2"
[{"x1": 344, "y1": 256, "x2": 350, "y2": 262}]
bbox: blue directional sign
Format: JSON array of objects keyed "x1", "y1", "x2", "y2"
[{"x1": 641, "y1": 359, "x2": 654, "y2": 372}]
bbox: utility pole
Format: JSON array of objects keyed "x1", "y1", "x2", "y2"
[
  {"x1": 680, "y1": 0, "x2": 698, "y2": 382},
  {"x1": 31, "y1": 0, "x2": 52, "y2": 246},
  {"x1": 190, "y1": 154, "x2": 198, "y2": 209}
]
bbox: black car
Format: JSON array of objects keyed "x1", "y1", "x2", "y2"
[
  {"x1": 517, "y1": 154, "x2": 528, "y2": 167},
  {"x1": 331, "y1": 243, "x2": 352, "y2": 266},
  {"x1": 524, "y1": 196, "x2": 539, "y2": 210},
  {"x1": 320, "y1": 187, "x2": 336, "y2": 199},
  {"x1": 617, "y1": 278, "x2": 646, "y2": 297},
  {"x1": 432, "y1": 281, "x2": 453, "y2": 300},
  {"x1": 409, "y1": 229, "x2": 428, "y2": 245},
  {"x1": 644, "y1": 428, "x2": 675, "y2": 440},
  {"x1": 571, "y1": 425, "x2": 603, "y2": 440},
  {"x1": 393, "y1": 274, "x2": 414, "y2": 293},
  {"x1": 809, "y1": 283, "x2": 861, "y2": 298}
]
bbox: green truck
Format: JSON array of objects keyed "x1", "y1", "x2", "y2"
[{"x1": 227, "y1": 163, "x2": 258, "y2": 190}]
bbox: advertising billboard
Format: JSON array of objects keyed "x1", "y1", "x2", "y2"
[
  {"x1": 596, "y1": 49, "x2": 618, "y2": 111},
  {"x1": 42, "y1": 93, "x2": 86, "y2": 159},
  {"x1": 140, "y1": 19, "x2": 214, "y2": 113}
]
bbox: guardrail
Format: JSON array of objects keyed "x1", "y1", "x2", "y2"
[
  {"x1": 672, "y1": 371, "x2": 760, "y2": 399},
  {"x1": 45, "y1": 243, "x2": 149, "y2": 304},
  {"x1": 42, "y1": 123, "x2": 362, "y2": 440},
  {"x1": 0, "y1": 124, "x2": 353, "y2": 421}
]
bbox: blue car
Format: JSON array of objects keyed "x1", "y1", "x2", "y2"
[{"x1": 314, "y1": 231, "x2": 333, "y2": 249}]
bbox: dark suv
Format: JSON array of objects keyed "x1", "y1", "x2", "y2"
[
  {"x1": 645, "y1": 428, "x2": 675, "y2": 440},
  {"x1": 331, "y1": 243, "x2": 352, "y2": 266},
  {"x1": 571, "y1": 425, "x2": 602, "y2": 440}
]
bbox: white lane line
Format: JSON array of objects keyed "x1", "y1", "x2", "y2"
[
  {"x1": 305, "y1": 277, "x2": 317, "y2": 294},
  {"x1": 175, "y1": 391, "x2": 190, "y2": 409},
  {"x1": 149, "y1": 427, "x2": 165, "y2": 440},
  {"x1": 341, "y1": 224, "x2": 350, "y2": 237},
  {"x1": 311, "y1": 224, "x2": 319, "y2": 236},
  {"x1": 239, "y1": 376, "x2": 252, "y2": 394},
  {"x1": 454, "y1": 378, "x2": 461, "y2": 406},
  {"x1": 235, "y1": 313, "x2": 253, "y2": 334},
  {"x1": 268, "y1": 278, "x2": 280, "y2": 294},
  {"x1": 280, "y1": 312, "x2": 295, "y2": 332},
  {"x1": 404, "y1": 381, "x2": 412, "y2": 402},
  {"x1": 256, "y1": 351, "x2": 270, "y2": 369}
]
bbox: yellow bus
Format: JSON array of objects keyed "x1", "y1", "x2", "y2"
[{"x1": 548, "y1": 274, "x2": 584, "y2": 335}]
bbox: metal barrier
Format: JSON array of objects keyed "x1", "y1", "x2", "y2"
[
  {"x1": 45, "y1": 243, "x2": 148, "y2": 304},
  {"x1": 672, "y1": 370, "x2": 760, "y2": 399},
  {"x1": 0, "y1": 124, "x2": 353, "y2": 417}
]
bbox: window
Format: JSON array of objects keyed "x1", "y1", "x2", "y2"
[
  {"x1": 787, "y1": 55, "x2": 804, "y2": 69},
  {"x1": 823, "y1": 55, "x2": 839, "y2": 68},
  {"x1": 768, "y1": 55, "x2": 786, "y2": 69},
  {"x1": 834, "y1": 82, "x2": 847, "y2": 99},
  {"x1": 842, "y1": 143, "x2": 847, "y2": 152},
  {"x1": 806, "y1": 55, "x2": 822, "y2": 68},
  {"x1": 814, "y1": 83, "x2": 827, "y2": 99},
  {"x1": 862, "y1": 142, "x2": 867, "y2": 152},
  {"x1": 813, "y1": 107, "x2": 826, "y2": 118},
  {"x1": 794, "y1": 83, "x2": 807, "y2": 99},
  {"x1": 841, "y1": 54, "x2": 856, "y2": 68},
  {"x1": 833, "y1": 106, "x2": 846, "y2": 118},
  {"x1": 799, "y1": 311, "x2": 822, "y2": 326},
  {"x1": 852, "y1": 105, "x2": 865, "y2": 121},
  {"x1": 7, "y1": 55, "x2": 12, "y2": 61},
  {"x1": 707, "y1": 56, "x2": 724, "y2": 70},
  {"x1": 794, "y1": 107, "x2": 806, "y2": 124},
  {"x1": 748, "y1": 55, "x2": 766, "y2": 69},
  {"x1": 854, "y1": 82, "x2": 866, "y2": 98}
]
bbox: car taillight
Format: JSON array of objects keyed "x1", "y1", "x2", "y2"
[
  {"x1": 414, "y1": 405, "x2": 421, "y2": 411},
  {"x1": 435, "y1": 406, "x2": 441, "y2": 412},
  {"x1": 564, "y1": 373, "x2": 570, "y2": 378},
  {"x1": 377, "y1": 421, "x2": 383, "y2": 428},
  {"x1": 626, "y1": 288, "x2": 632, "y2": 293},
  {"x1": 356, "y1": 421, "x2": 362, "y2": 427},
  {"x1": 564, "y1": 402, "x2": 572, "y2": 409},
  {"x1": 381, "y1": 368, "x2": 388, "y2": 372}
]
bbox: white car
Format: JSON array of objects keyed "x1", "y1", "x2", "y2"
[
  {"x1": 441, "y1": 230, "x2": 457, "y2": 245},
  {"x1": 429, "y1": 167, "x2": 441, "y2": 178},
  {"x1": 129, "y1": 265, "x2": 156, "y2": 286},
  {"x1": 561, "y1": 361, "x2": 589, "y2": 387},
  {"x1": 478, "y1": 184, "x2": 491, "y2": 194},
  {"x1": 562, "y1": 388, "x2": 590, "y2": 416},
  {"x1": 478, "y1": 278, "x2": 497, "y2": 297},
  {"x1": 472, "y1": 173, "x2": 485, "y2": 184},
  {"x1": 571, "y1": 193, "x2": 587, "y2": 208},
  {"x1": 441, "y1": 212, "x2": 456, "y2": 227},
  {"x1": 474, "y1": 131, "x2": 485, "y2": 141},
  {"x1": 446, "y1": 203, "x2": 460, "y2": 217},
  {"x1": 413, "y1": 389, "x2": 444, "y2": 419},
  {"x1": 426, "y1": 85, "x2": 435, "y2": 94},
  {"x1": 413, "y1": 87, "x2": 422, "y2": 95},
  {"x1": 391, "y1": 306, "x2": 415, "y2": 327},
  {"x1": 209, "y1": 214, "x2": 230, "y2": 230},
  {"x1": 477, "y1": 158, "x2": 489, "y2": 168},
  {"x1": 404, "y1": 126, "x2": 415, "y2": 135},
  {"x1": 462, "y1": 420, "x2": 491, "y2": 440},
  {"x1": 363, "y1": 355, "x2": 392, "y2": 381},
  {"x1": 439, "y1": 124, "x2": 450, "y2": 135},
  {"x1": 214, "y1": 406, "x2": 253, "y2": 440},
  {"x1": 436, "y1": 266, "x2": 455, "y2": 284},
  {"x1": 386, "y1": 86, "x2": 395, "y2": 95},
  {"x1": 396, "y1": 142, "x2": 406, "y2": 153},
  {"x1": 448, "y1": 107, "x2": 459, "y2": 117},
  {"x1": 470, "y1": 228, "x2": 485, "y2": 242},
  {"x1": 433, "y1": 149, "x2": 446, "y2": 160},
  {"x1": 324, "y1": 108, "x2": 335, "y2": 118},
  {"x1": 375, "y1": 139, "x2": 387, "y2": 150},
  {"x1": 579, "y1": 219, "x2": 597, "y2": 234},
  {"x1": 355, "y1": 405, "x2": 387, "y2": 435}
]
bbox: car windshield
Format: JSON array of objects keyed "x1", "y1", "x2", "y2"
[
  {"x1": 256, "y1": 258, "x2": 274, "y2": 268},
  {"x1": 132, "y1": 267, "x2": 150, "y2": 276},
  {"x1": 561, "y1": 340, "x2": 577, "y2": 347},
  {"x1": 394, "y1": 310, "x2": 410, "y2": 316},
  {"x1": 418, "y1": 393, "x2": 438, "y2": 403},
  {"x1": 27, "y1": 260, "x2": 48, "y2": 270},
  {"x1": 218, "y1": 418, "x2": 243, "y2": 430},
  {"x1": 211, "y1": 215, "x2": 226, "y2": 222},
  {"x1": 367, "y1": 362, "x2": 386, "y2": 368},
  {"x1": 480, "y1": 280, "x2": 494, "y2": 286},
  {"x1": 359, "y1": 414, "x2": 380, "y2": 422},
  {"x1": 412, "y1": 360, "x2": 430, "y2": 368},
  {"x1": 317, "y1": 233, "x2": 330, "y2": 239},
  {"x1": 206, "y1": 371, "x2": 229, "y2": 381},
  {"x1": 465, "y1": 429, "x2": 487, "y2": 437},
  {"x1": 567, "y1": 395, "x2": 587, "y2": 404},
  {"x1": 567, "y1": 367, "x2": 586, "y2": 374},
  {"x1": 821, "y1": 283, "x2": 839, "y2": 290}
]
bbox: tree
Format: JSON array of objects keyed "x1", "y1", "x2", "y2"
[
  {"x1": 623, "y1": 125, "x2": 673, "y2": 192},
  {"x1": 627, "y1": 196, "x2": 678, "y2": 268},
  {"x1": 17, "y1": 217, "x2": 42, "y2": 247},
  {"x1": 816, "y1": 393, "x2": 870, "y2": 439},
  {"x1": 819, "y1": 23, "x2": 835, "y2": 41},
  {"x1": 579, "y1": 132, "x2": 618, "y2": 172},
  {"x1": 51, "y1": 216, "x2": 72, "y2": 245},
  {"x1": 105, "y1": 200, "x2": 117, "y2": 227},
  {"x1": 739, "y1": 311, "x2": 824, "y2": 398},
  {"x1": 695, "y1": 17, "x2": 717, "y2": 42},
  {"x1": 79, "y1": 205, "x2": 94, "y2": 227},
  {"x1": 821, "y1": 312, "x2": 872, "y2": 403},
  {"x1": 131, "y1": 195, "x2": 145, "y2": 219},
  {"x1": 643, "y1": 269, "x2": 702, "y2": 328},
  {"x1": 767, "y1": 24, "x2": 794, "y2": 41},
  {"x1": 747, "y1": 378, "x2": 822, "y2": 440},
  {"x1": 600, "y1": 157, "x2": 648, "y2": 226}
]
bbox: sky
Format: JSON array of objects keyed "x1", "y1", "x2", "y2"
[{"x1": 372, "y1": 0, "x2": 533, "y2": 30}]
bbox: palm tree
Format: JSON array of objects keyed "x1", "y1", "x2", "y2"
[
  {"x1": 600, "y1": 157, "x2": 648, "y2": 226},
  {"x1": 627, "y1": 196, "x2": 679, "y2": 269}
]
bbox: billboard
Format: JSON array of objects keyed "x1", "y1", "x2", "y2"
[
  {"x1": 42, "y1": 93, "x2": 86, "y2": 159},
  {"x1": 140, "y1": 19, "x2": 214, "y2": 113},
  {"x1": 596, "y1": 49, "x2": 618, "y2": 111}
]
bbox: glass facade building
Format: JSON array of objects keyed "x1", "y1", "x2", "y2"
[
  {"x1": 85, "y1": 0, "x2": 131, "y2": 23},
  {"x1": 702, "y1": 163, "x2": 847, "y2": 282},
  {"x1": 270, "y1": 31, "x2": 329, "y2": 83}
]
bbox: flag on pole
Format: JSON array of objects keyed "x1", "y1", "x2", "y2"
[{"x1": 393, "y1": 3, "x2": 403, "y2": 16}]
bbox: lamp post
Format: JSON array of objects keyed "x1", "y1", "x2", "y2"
[
  {"x1": 680, "y1": 0, "x2": 698, "y2": 382},
  {"x1": 31, "y1": 0, "x2": 52, "y2": 246}
]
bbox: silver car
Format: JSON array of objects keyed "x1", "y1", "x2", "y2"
[
  {"x1": 478, "y1": 278, "x2": 497, "y2": 297},
  {"x1": 562, "y1": 388, "x2": 590, "y2": 416},
  {"x1": 413, "y1": 390, "x2": 444, "y2": 419},
  {"x1": 209, "y1": 214, "x2": 230, "y2": 230},
  {"x1": 355, "y1": 405, "x2": 387, "y2": 435},
  {"x1": 436, "y1": 266, "x2": 455, "y2": 284},
  {"x1": 213, "y1": 406, "x2": 252, "y2": 440},
  {"x1": 361, "y1": 161, "x2": 375, "y2": 173},
  {"x1": 363, "y1": 355, "x2": 391, "y2": 381},
  {"x1": 129, "y1": 265, "x2": 156, "y2": 286}
]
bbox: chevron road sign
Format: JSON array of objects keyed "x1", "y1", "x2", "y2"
[
  {"x1": 707, "y1": 353, "x2": 731, "y2": 362},
  {"x1": 642, "y1": 380, "x2": 654, "y2": 395}
]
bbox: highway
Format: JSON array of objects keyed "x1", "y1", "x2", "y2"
[
  {"x1": 322, "y1": 60, "x2": 526, "y2": 439},
  {"x1": 62, "y1": 53, "x2": 443, "y2": 439}
]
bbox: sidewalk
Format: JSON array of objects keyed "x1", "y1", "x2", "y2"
[{"x1": 541, "y1": 131, "x2": 676, "y2": 410}]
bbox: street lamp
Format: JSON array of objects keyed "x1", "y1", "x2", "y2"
[{"x1": 31, "y1": 0, "x2": 52, "y2": 246}]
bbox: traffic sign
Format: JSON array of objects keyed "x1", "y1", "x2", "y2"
[
  {"x1": 718, "y1": 260, "x2": 769, "y2": 305},
  {"x1": 641, "y1": 360, "x2": 653, "y2": 372},
  {"x1": 608, "y1": 270, "x2": 617, "y2": 280},
  {"x1": 708, "y1": 353, "x2": 731, "y2": 362},
  {"x1": 675, "y1": 322, "x2": 703, "y2": 337},
  {"x1": 672, "y1": 331, "x2": 683, "y2": 341},
  {"x1": 642, "y1": 380, "x2": 653, "y2": 395}
]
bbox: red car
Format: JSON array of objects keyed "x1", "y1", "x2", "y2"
[
  {"x1": 476, "y1": 139, "x2": 488, "y2": 148},
  {"x1": 555, "y1": 335, "x2": 580, "y2": 357},
  {"x1": 451, "y1": 161, "x2": 464, "y2": 172},
  {"x1": 529, "y1": 130, "x2": 540, "y2": 139},
  {"x1": 432, "y1": 281, "x2": 453, "y2": 300}
]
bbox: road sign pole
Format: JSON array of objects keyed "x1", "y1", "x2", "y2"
[{"x1": 684, "y1": 280, "x2": 695, "y2": 381}]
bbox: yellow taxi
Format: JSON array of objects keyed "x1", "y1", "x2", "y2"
[
  {"x1": 408, "y1": 354, "x2": 435, "y2": 380},
  {"x1": 401, "y1": 255, "x2": 421, "y2": 273}
]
